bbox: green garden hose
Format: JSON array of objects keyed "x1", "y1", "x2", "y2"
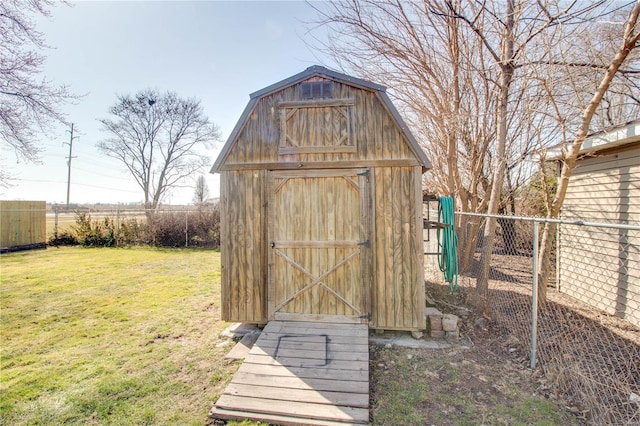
[{"x1": 437, "y1": 196, "x2": 459, "y2": 293}]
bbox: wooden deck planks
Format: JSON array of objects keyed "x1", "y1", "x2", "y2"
[
  {"x1": 223, "y1": 383, "x2": 369, "y2": 407},
  {"x1": 211, "y1": 321, "x2": 370, "y2": 425},
  {"x1": 230, "y1": 371, "x2": 368, "y2": 393}
]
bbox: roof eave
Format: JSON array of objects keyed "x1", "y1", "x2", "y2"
[
  {"x1": 376, "y1": 92, "x2": 432, "y2": 171},
  {"x1": 210, "y1": 98, "x2": 258, "y2": 173},
  {"x1": 545, "y1": 118, "x2": 640, "y2": 160},
  {"x1": 250, "y1": 65, "x2": 387, "y2": 99}
]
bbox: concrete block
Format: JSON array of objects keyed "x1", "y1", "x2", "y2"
[
  {"x1": 219, "y1": 322, "x2": 261, "y2": 339},
  {"x1": 224, "y1": 332, "x2": 260, "y2": 360},
  {"x1": 442, "y1": 314, "x2": 459, "y2": 332}
]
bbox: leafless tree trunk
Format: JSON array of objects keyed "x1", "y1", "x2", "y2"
[
  {"x1": 470, "y1": 0, "x2": 515, "y2": 308},
  {"x1": 443, "y1": 0, "x2": 628, "y2": 314},
  {"x1": 537, "y1": 0, "x2": 640, "y2": 302},
  {"x1": 193, "y1": 175, "x2": 209, "y2": 206}
]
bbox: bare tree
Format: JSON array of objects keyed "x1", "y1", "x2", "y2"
[
  {"x1": 311, "y1": 0, "x2": 638, "y2": 313},
  {"x1": 536, "y1": 0, "x2": 640, "y2": 301},
  {"x1": 0, "y1": 0, "x2": 77, "y2": 173},
  {"x1": 98, "y1": 89, "x2": 220, "y2": 212},
  {"x1": 310, "y1": 1, "x2": 616, "y2": 278},
  {"x1": 310, "y1": 0, "x2": 497, "y2": 272},
  {"x1": 193, "y1": 174, "x2": 209, "y2": 205},
  {"x1": 438, "y1": 0, "x2": 630, "y2": 311}
]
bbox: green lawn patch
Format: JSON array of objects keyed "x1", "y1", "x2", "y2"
[{"x1": 1, "y1": 247, "x2": 235, "y2": 425}]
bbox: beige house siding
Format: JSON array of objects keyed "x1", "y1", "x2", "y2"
[{"x1": 559, "y1": 142, "x2": 640, "y2": 327}]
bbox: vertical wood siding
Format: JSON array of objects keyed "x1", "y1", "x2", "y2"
[
  {"x1": 371, "y1": 166, "x2": 424, "y2": 330},
  {"x1": 223, "y1": 80, "x2": 416, "y2": 167},
  {"x1": 220, "y1": 171, "x2": 267, "y2": 323},
  {"x1": 0, "y1": 200, "x2": 46, "y2": 250},
  {"x1": 559, "y1": 145, "x2": 640, "y2": 327}
]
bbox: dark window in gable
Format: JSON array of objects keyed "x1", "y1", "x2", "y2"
[{"x1": 301, "y1": 81, "x2": 333, "y2": 99}]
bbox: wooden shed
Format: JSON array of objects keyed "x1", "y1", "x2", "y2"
[{"x1": 211, "y1": 66, "x2": 432, "y2": 331}]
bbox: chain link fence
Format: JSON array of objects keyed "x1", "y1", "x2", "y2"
[{"x1": 425, "y1": 211, "x2": 640, "y2": 425}]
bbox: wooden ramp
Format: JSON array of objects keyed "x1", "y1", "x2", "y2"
[{"x1": 211, "y1": 321, "x2": 370, "y2": 425}]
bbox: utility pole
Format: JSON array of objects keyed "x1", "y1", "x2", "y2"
[{"x1": 64, "y1": 123, "x2": 78, "y2": 210}]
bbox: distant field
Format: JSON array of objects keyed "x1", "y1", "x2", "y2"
[
  {"x1": 0, "y1": 247, "x2": 237, "y2": 425},
  {"x1": 46, "y1": 211, "x2": 148, "y2": 237},
  {"x1": 46, "y1": 212, "x2": 76, "y2": 235}
]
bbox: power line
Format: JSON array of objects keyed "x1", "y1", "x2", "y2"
[
  {"x1": 16, "y1": 178, "x2": 140, "y2": 194},
  {"x1": 73, "y1": 166, "x2": 134, "y2": 181}
]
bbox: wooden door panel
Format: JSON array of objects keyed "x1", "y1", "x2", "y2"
[
  {"x1": 269, "y1": 170, "x2": 369, "y2": 322},
  {"x1": 272, "y1": 247, "x2": 361, "y2": 316}
]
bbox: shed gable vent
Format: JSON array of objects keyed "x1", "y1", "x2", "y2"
[{"x1": 301, "y1": 81, "x2": 333, "y2": 99}]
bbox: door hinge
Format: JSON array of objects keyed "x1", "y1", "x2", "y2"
[
  {"x1": 359, "y1": 312, "x2": 372, "y2": 321},
  {"x1": 357, "y1": 169, "x2": 370, "y2": 177},
  {"x1": 357, "y1": 240, "x2": 370, "y2": 248}
]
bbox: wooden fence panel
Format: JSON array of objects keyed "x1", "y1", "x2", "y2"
[{"x1": 0, "y1": 201, "x2": 47, "y2": 251}]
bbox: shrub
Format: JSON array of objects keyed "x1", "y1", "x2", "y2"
[
  {"x1": 71, "y1": 213, "x2": 147, "y2": 247},
  {"x1": 118, "y1": 218, "x2": 149, "y2": 246},
  {"x1": 73, "y1": 214, "x2": 116, "y2": 247},
  {"x1": 151, "y1": 213, "x2": 185, "y2": 247},
  {"x1": 48, "y1": 231, "x2": 79, "y2": 246},
  {"x1": 188, "y1": 204, "x2": 221, "y2": 248},
  {"x1": 147, "y1": 204, "x2": 220, "y2": 248},
  {"x1": 52, "y1": 206, "x2": 220, "y2": 249}
]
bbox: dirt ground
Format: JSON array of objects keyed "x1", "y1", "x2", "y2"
[{"x1": 368, "y1": 284, "x2": 581, "y2": 426}]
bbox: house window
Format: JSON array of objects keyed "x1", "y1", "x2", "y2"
[{"x1": 301, "y1": 81, "x2": 333, "y2": 99}]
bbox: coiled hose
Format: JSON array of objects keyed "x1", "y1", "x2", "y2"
[{"x1": 437, "y1": 196, "x2": 459, "y2": 293}]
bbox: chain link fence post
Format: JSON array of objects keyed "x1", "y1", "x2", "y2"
[
  {"x1": 436, "y1": 211, "x2": 640, "y2": 423},
  {"x1": 115, "y1": 208, "x2": 120, "y2": 247},
  {"x1": 530, "y1": 219, "x2": 538, "y2": 369},
  {"x1": 53, "y1": 205, "x2": 59, "y2": 240}
]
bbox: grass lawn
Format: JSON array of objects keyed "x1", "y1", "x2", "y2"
[
  {"x1": 1, "y1": 246, "x2": 576, "y2": 425},
  {"x1": 1, "y1": 247, "x2": 237, "y2": 425}
]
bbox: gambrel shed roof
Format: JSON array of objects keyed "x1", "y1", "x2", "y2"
[{"x1": 211, "y1": 65, "x2": 431, "y2": 173}]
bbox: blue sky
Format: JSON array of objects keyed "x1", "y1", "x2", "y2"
[{"x1": 1, "y1": 0, "x2": 334, "y2": 205}]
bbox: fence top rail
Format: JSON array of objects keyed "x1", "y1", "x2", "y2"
[{"x1": 457, "y1": 211, "x2": 640, "y2": 231}]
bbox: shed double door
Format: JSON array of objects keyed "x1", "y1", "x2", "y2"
[{"x1": 268, "y1": 169, "x2": 371, "y2": 323}]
